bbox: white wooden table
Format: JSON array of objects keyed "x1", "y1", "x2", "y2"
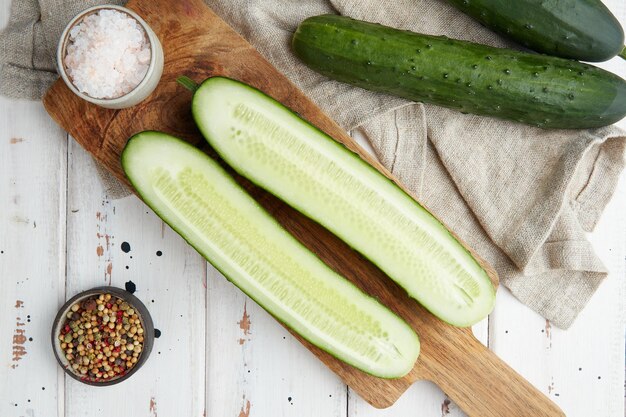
[{"x1": 1, "y1": 1, "x2": 624, "y2": 416}]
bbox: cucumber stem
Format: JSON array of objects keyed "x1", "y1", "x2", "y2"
[
  {"x1": 619, "y1": 45, "x2": 626, "y2": 61},
  {"x1": 177, "y1": 76, "x2": 200, "y2": 92}
]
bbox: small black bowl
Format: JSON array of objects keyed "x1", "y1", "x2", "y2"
[{"x1": 51, "y1": 286, "x2": 154, "y2": 386}]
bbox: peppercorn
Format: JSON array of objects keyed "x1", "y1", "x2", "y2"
[
  {"x1": 59, "y1": 293, "x2": 146, "y2": 382},
  {"x1": 83, "y1": 299, "x2": 97, "y2": 311}
]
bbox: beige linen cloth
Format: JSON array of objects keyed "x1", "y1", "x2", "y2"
[{"x1": 2, "y1": 0, "x2": 625, "y2": 328}]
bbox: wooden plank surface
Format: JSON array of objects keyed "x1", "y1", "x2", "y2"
[
  {"x1": 206, "y1": 267, "x2": 348, "y2": 417},
  {"x1": 487, "y1": 6, "x2": 626, "y2": 414},
  {"x1": 489, "y1": 165, "x2": 626, "y2": 417},
  {"x1": 0, "y1": 98, "x2": 68, "y2": 417},
  {"x1": 0, "y1": 1, "x2": 69, "y2": 408},
  {"x1": 64, "y1": 139, "x2": 207, "y2": 417},
  {"x1": 41, "y1": 0, "x2": 570, "y2": 414},
  {"x1": 0, "y1": 0, "x2": 624, "y2": 416}
]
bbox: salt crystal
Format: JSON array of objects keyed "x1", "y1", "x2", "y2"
[{"x1": 64, "y1": 9, "x2": 151, "y2": 99}]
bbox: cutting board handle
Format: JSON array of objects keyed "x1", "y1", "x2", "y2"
[{"x1": 421, "y1": 332, "x2": 565, "y2": 417}]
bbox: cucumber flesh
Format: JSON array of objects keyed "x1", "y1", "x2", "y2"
[
  {"x1": 192, "y1": 77, "x2": 496, "y2": 327},
  {"x1": 121, "y1": 131, "x2": 420, "y2": 378}
]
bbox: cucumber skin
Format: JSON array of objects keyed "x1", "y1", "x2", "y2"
[
  {"x1": 121, "y1": 132, "x2": 420, "y2": 379},
  {"x1": 292, "y1": 15, "x2": 626, "y2": 129},
  {"x1": 192, "y1": 77, "x2": 496, "y2": 327},
  {"x1": 446, "y1": 0, "x2": 625, "y2": 62}
]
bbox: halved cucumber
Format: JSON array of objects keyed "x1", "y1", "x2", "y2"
[
  {"x1": 192, "y1": 77, "x2": 496, "y2": 327},
  {"x1": 121, "y1": 131, "x2": 420, "y2": 378}
]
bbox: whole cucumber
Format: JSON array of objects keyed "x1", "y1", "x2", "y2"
[
  {"x1": 446, "y1": 0, "x2": 625, "y2": 62},
  {"x1": 292, "y1": 15, "x2": 626, "y2": 129}
]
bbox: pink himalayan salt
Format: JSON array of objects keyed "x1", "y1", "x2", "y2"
[{"x1": 64, "y1": 9, "x2": 151, "y2": 99}]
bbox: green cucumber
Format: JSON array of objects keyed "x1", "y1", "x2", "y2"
[
  {"x1": 191, "y1": 77, "x2": 496, "y2": 327},
  {"x1": 292, "y1": 15, "x2": 626, "y2": 129},
  {"x1": 446, "y1": 0, "x2": 625, "y2": 62},
  {"x1": 121, "y1": 131, "x2": 420, "y2": 378}
]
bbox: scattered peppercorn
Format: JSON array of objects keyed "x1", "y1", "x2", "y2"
[{"x1": 58, "y1": 293, "x2": 145, "y2": 382}]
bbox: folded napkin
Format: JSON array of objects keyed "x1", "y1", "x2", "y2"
[{"x1": 2, "y1": 0, "x2": 624, "y2": 328}]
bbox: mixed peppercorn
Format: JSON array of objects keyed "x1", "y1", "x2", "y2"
[{"x1": 58, "y1": 293, "x2": 145, "y2": 382}]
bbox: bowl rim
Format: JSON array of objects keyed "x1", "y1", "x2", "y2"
[
  {"x1": 56, "y1": 4, "x2": 159, "y2": 104},
  {"x1": 51, "y1": 286, "x2": 155, "y2": 386}
]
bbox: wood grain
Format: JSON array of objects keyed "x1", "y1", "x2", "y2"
[
  {"x1": 42, "y1": 0, "x2": 563, "y2": 415},
  {"x1": 64, "y1": 138, "x2": 208, "y2": 417},
  {"x1": 0, "y1": 100, "x2": 67, "y2": 417}
]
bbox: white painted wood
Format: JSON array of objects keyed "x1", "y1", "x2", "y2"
[
  {"x1": 489, "y1": 172, "x2": 625, "y2": 417},
  {"x1": 488, "y1": 1, "x2": 626, "y2": 414},
  {"x1": 349, "y1": 3, "x2": 625, "y2": 416},
  {"x1": 205, "y1": 260, "x2": 348, "y2": 417},
  {"x1": 348, "y1": 131, "x2": 490, "y2": 417},
  {"x1": 0, "y1": 0, "x2": 624, "y2": 415},
  {"x1": 64, "y1": 138, "x2": 206, "y2": 417},
  {"x1": 489, "y1": 158, "x2": 626, "y2": 417},
  {"x1": 0, "y1": 97, "x2": 67, "y2": 417}
]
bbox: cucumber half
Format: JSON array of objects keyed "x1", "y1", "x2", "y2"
[
  {"x1": 121, "y1": 131, "x2": 420, "y2": 378},
  {"x1": 192, "y1": 77, "x2": 496, "y2": 327}
]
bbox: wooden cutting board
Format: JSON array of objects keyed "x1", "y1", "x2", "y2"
[{"x1": 43, "y1": 0, "x2": 564, "y2": 415}]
